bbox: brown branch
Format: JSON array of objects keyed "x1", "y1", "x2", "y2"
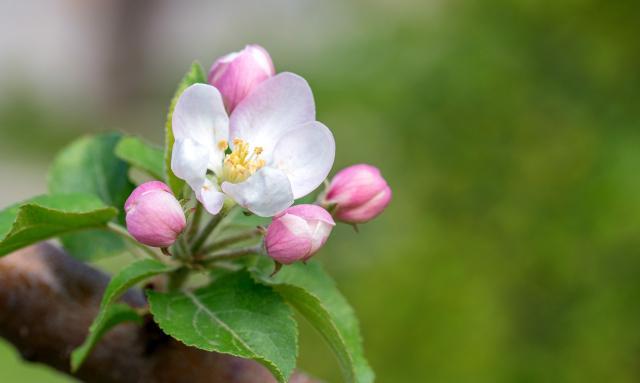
[{"x1": 0, "y1": 243, "x2": 316, "y2": 383}]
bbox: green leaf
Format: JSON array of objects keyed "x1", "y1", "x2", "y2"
[
  {"x1": 71, "y1": 259, "x2": 172, "y2": 371},
  {"x1": 115, "y1": 136, "x2": 164, "y2": 180},
  {"x1": 101, "y1": 259, "x2": 173, "y2": 308},
  {"x1": 70, "y1": 303, "x2": 142, "y2": 372},
  {"x1": 253, "y1": 260, "x2": 375, "y2": 383},
  {"x1": 147, "y1": 271, "x2": 297, "y2": 383},
  {"x1": 0, "y1": 194, "x2": 117, "y2": 257},
  {"x1": 48, "y1": 132, "x2": 135, "y2": 260},
  {"x1": 164, "y1": 62, "x2": 207, "y2": 196},
  {"x1": 58, "y1": 230, "x2": 127, "y2": 262},
  {"x1": 49, "y1": 132, "x2": 134, "y2": 212}
]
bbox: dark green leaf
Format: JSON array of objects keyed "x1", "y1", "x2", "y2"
[
  {"x1": 115, "y1": 136, "x2": 164, "y2": 180},
  {"x1": 164, "y1": 62, "x2": 207, "y2": 196},
  {"x1": 148, "y1": 271, "x2": 297, "y2": 383},
  {"x1": 253, "y1": 260, "x2": 375, "y2": 383},
  {"x1": 71, "y1": 259, "x2": 172, "y2": 371},
  {"x1": 0, "y1": 194, "x2": 117, "y2": 257},
  {"x1": 48, "y1": 132, "x2": 134, "y2": 260},
  {"x1": 70, "y1": 304, "x2": 142, "y2": 372}
]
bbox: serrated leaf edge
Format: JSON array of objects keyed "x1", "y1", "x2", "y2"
[
  {"x1": 0, "y1": 203, "x2": 117, "y2": 256},
  {"x1": 251, "y1": 270, "x2": 374, "y2": 383}
]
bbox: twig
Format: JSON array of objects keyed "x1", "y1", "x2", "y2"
[
  {"x1": 190, "y1": 212, "x2": 225, "y2": 253},
  {"x1": 187, "y1": 204, "x2": 203, "y2": 240},
  {"x1": 198, "y1": 245, "x2": 263, "y2": 265},
  {"x1": 106, "y1": 222, "x2": 162, "y2": 261},
  {"x1": 199, "y1": 228, "x2": 262, "y2": 255}
]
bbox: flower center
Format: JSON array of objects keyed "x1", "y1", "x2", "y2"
[{"x1": 221, "y1": 138, "x2": 265, "y2": 183}]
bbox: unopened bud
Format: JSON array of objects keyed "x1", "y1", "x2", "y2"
[
  {"x1": 265, "y1": 205, "x2": 335, "y2": 264},
  {"x1": 124, "y1": 181, "x2": 186, "y2": 247},
  {"x1": 325, "y1": 164, "x2": 392, "y2": 224},
  {"x1": 208, "y1": 44, "x2": 275, "y2": 113}
]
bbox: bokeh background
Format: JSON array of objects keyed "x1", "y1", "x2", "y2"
[{"x1": 1, "y1": 0, "x2": 640, "y2": 381}]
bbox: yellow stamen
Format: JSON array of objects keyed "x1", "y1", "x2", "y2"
[
  {"x1": 222, "y1": 139, "x2": 266, "y2": 183},
  {"x1": 217, "y1": 139, "x2": 228, "y2": 151}
]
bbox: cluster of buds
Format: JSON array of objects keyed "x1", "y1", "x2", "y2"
[{"x1": 124, "y1": 45, "x2": 392, "y2": 269}]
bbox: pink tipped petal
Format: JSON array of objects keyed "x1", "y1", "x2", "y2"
[
  {"x1": 307, "y1": 218, "x2": 333, "y2": 257},
  {"x1": 280, "y1": 204, "x2": 335, "y2": 226},
  {"x1": 208, "y1": 45, "x2": 275, "y2": 113},
  {"x1": 271, "y1": 121, "x2": 335, "y2": 199},
  {"x1": 265, "y1": 204, "x2": 334, "y2": 264},
  {"x1": 125, "y1": 181, "x2": 171, "y2": 212},
  {"x1": 284, "y1": 205, "x2": 334, "y2": 257},
  {"x1": 196, "y1": 180, "x2": 226, "y2": 215},
  {"x1": 125, "y1": 186, "x2": 186, "y2": 248},
  {"x1": 221, "y1": 167, "x2": 294, "y2": 217},
  {"x1": 171, "y1": 138, "x2": 210, "y2": 191},
  {"x1": 229, "y1": 72, "x2": 316, "y2": 160},
  {"x1": 326, "y1": 164, "x2": 392, "y2": 223},
  {"x1": 335, "y1": 184, "x2": 392, "y2": 224},
  {"x1": 265, "y1": 214, "x2": 313, "y2": 264},
  {"x1": 326, "y1": 164, "x2": 387, "y2": 208}
]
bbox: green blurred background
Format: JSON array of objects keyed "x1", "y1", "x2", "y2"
[{"x1": 1, "y1": 0, "x2": 639, "y2": 381}]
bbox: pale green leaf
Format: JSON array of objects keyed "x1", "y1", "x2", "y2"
[
  {"x1": 0, "y1": 194, "x2": 117, "y2": 257},
  {"x1": 147, "y1": 271, "x2": 297, "y2": 383},
  {"x1": 70, "y1": 304, "x2": 142, "y2": 372},
  {"x1": 253, "y1": 260, "x2": 375, "y2": 383},
  {"x1": 164, "y1": 62, "x2": 207, "y2": 196},
  {"x1": 115, "y1": 136, "x2": 164, "y2": 180}
]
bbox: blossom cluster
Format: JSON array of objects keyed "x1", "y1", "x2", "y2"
[{"x1": 125, "y1": 45, "x2": 392, "y2": 265}]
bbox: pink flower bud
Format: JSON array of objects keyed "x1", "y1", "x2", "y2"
[
  {"x1": 208, "y1": 44, "x2": 275, "y2": 113},
  {"x1": 325, "y1": 164, "x2": 392, "y2": 224},
  {"x1": 124, "y1": 181, "x2": 186, "y2": 248},
  {"x1": 265, "y1": 205, "x2": 335, "y2": 264}
]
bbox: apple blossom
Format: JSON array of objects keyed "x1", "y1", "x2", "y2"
[
  {"x1": 208, "y1": 44, "x2": 275, "y2": 113},
  {"x1": 265, "y1": 204, "x2": 335, "y2": 264},
  {"x1": 325, "y1": 164, "x2": 392, "y2": 224},
  {"x1": 171, "y1": 72, "x2": 335, "y2": 217},
  {"x1": 124, "y1": 181, "x2": 187, "y2": 247}
]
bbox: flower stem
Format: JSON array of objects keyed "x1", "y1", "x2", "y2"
[
  {"x1": 106, "y1": 222, "x2": 162, "y2": 261},
  {"x1": 187, "y1": 203, "x2": 203, "y2": 241},
  {"x1": 199, "y1": 228, "x2": 263, "y2": 255},
  {"x1": 198, "y1": 244, "x2": 263, "y2": 265},
  {"x1": 190, "y1": 206, "x2": 234, "y2": 253},
  {"x1": 167, "y1": 267, "x2": 190, "y2": 291}
]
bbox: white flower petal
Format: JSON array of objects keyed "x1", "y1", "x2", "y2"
[
  {"x1": 271, "y1": 121, "x2": 335, "y2": 199},
  {"x1": 171, "y1": 138, "x2": 209, "y2": 191},
  {"x1": 173, "y1": 83, "x2": 229, "y2": 174},
  {"x1": 221, "y1": 167, "x2": 294, "y2": 217},
  {"x1": 196, "y1": 180, "x2": 226, "y2": 215},
  {"x1": 229, "y1": 72, "x2": 315, "y2": 160}
]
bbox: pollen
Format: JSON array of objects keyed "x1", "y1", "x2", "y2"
[
  {"x1": 222, "y1": 139, "x2": 266, "y2": 183},
  {"x1": 217, "y1": 139, "x2": 228, "y2": 151}
]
